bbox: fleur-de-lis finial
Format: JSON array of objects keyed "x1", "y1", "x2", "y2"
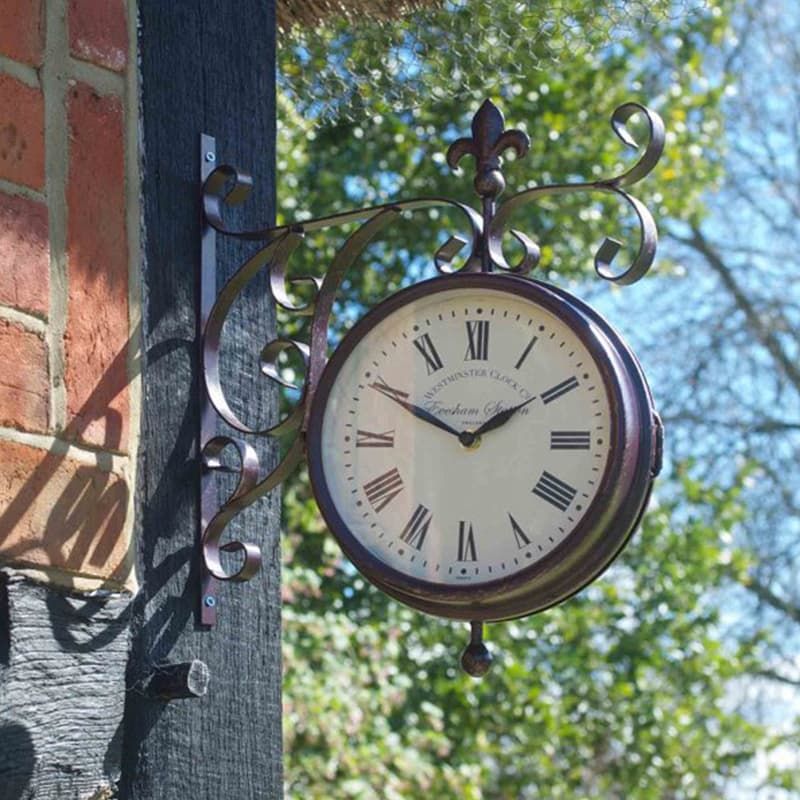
[{"x1": 446, "y1": 99, "x2": 530, "y2": 200}]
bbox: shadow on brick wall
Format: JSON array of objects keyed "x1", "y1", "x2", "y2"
[{"x1": 0, "y1": 331, "x2": 140, "y2": 590}]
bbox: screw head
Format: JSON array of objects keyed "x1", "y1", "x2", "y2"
[
  {"x1": 205, "y1": 151, "x2": 216, "y2": 163},
  {"x1": 203, "y1": 595, "x2": 217, "y2": 608}
]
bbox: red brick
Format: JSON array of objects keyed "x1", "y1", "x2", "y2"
[
  {"x1": 65, "y1": 83, "x2": 129, "y2": 451},
  {"x1": 0, "y1": 0, "x2": 44, "y2": 66},
  {"x1": 0, "y1": 192, "x2": 49, "y2": 317},
  {"x1": 0, "y1": 318, "x2": 48, "y2": 433},
  {"x1": 0, "y1": 74, "x2": 45, "y2": 190},
  {"x1": 68, "y1": 0, "x2": 128, "y2": 73},
  {"x1": 0, "y1": 440, "x2": 131, "y2": 584}
]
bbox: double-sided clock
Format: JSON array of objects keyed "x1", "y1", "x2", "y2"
[
  {"x1": 199, "y1": 99, "x2": 665, "y2": 674},
  {"x1": 307, "y1": 274, "x2": 662, "y2": 637}
]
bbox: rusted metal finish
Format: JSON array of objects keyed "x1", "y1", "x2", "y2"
[
  {"x1": 446, "y1": 98, "x2": 530, "y2": 201},
  {"x1": 196, "y1": 99, "x2": 665, "y2": 630},
  {"x1": 305, "y1": 274, "x2": 659, "y2": 622},
  {"x1": 486, "y1": 102, "x2": 664, "y2": 283},
  {"x1": 199, "y1": 133, "x2": 221, "y2": 626},
  {"x1": 446, "y1": 98, "x2": 531, "y2": 273},
  {"x1": 461, "y1": 621, "x2": 492, "y2": 677}
]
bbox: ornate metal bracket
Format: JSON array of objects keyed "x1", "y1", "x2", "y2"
[{"x1": 197, "y1": 99, "x2": 665, "y2": 626}]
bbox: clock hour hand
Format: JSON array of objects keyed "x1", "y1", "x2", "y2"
[
  {"x1": 470, "y1": 395, "x2": 537, "y2": 438},
  {"x1": 370, "y1": 378, "x2": 461, "y2": 438}
]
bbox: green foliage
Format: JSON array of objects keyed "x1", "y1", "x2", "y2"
[
  {"x1": 276, "y1": 0, "x2": 731, "y2": 307},
  {"x1": 273, "y1": 1, "x2": 777, "y2": 796},
  {"x1": 281, "y1": 0, "x2": 712, "y2": 125},
  {"x1": 283, "y1": 470, "x2": 763, "y2": 798}
]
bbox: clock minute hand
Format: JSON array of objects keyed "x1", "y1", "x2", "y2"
[
  {"x1": 471, "y1": 395, "x2": 538, "y2": 437},
  {"x1": 370, "y1": 379, "x2": 461, "y2": 438}
]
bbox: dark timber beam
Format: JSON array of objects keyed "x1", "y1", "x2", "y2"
[{"x1": 120, "y1": 3, "x2": 282, "y2": 798}]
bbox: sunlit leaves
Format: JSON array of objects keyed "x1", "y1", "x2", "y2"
[
  {"x1": 273, "y1": 1, "x2": 777, "y2": 796},
  {"x1": 283, "y1": 469, "x2": 764, "y2": 797},
  {"x1": 275, "y1": 2, "x2": 733, "y2": 306}
]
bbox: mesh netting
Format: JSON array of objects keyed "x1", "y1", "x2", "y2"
[{"x1": 278, "y1": 0, "x2": 712, "y2": 122}]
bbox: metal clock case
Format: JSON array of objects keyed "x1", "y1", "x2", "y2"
[
  {"x1": 197, "y1": 98, "x2": 666, "y2": 674},
  {"x1": 306, "y1": 273, "x2": 662, "y2": 622}
]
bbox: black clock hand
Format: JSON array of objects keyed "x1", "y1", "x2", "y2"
[
  {"x1": 470, "y1": 395, "x2": 538, "y2": 438},
  {"x1": 370, "y1": 379, "x2": 461, "y2": 438}
]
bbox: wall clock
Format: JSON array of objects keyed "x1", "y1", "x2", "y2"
[{"x1": 198, "y1": 99, "x2": 665, "y2": 675}]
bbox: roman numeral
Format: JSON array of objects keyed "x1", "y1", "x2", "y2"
[
  {"x1": 400, "y1": 504, "x2": 432, "y2": 550},
  {"x1": 413, "y1": 333, "x2": 444, "y2": 374},
  {"x1": 356, "y1": 429, "x2": 395, "y2": 448},
  {"x1": 541, "y1": 376, "x2": 579, "y2": 405},
  {"x1": 550, "y1": 430, "x2": 591, "y2": 450},
  {"x1": 508, "y1": 513, "x2": 532, "y2": 549},
  {"x1": 514, "y1": 335, "x2": 538, "y2": 369},
  {"x1": 370, "y1": 376, "x2": 409, "y2": 403},
  {"x1": 363, "y1": 468, "x2": 404, "y2": 512},
  {"x1": 457, "y1": 521, "x2": 477, "y2": 561},
  {"x1": 532, "y1": 471, "x2": 577, "y2": 512},
  {"x1": 464, "y1": 320, "x2": 489, "y2": 361}
]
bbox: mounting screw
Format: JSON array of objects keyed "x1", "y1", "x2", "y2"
[
  {"x1": 203, "y1": 595, "x2": 216, "y2": 608},
  {"x1": 145, "y1": 660, "x2": 210, "y2": 700},
  {"x1": 205, "y1": 151, "x2": 216, "y2": 163}
]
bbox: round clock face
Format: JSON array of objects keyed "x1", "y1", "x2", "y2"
[{"x1": 307, "y1": 275, "x2": 656, "y2": 620}]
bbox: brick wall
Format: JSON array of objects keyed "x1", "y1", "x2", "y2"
[{"x1": 0, "y1": 0, "x2": 139, "y2": 592}]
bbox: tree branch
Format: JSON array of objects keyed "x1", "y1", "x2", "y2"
[
  {"x1": 744, "y1": 576, "x2": 800, "y2": 625},
  {"x1": 669, "y1": 226, "x2": 800, "y2": 395},
  {"x1": 754, "y1": 669, "x2": 800, "y2": 688}
]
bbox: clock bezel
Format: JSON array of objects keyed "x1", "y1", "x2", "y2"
[{"x1": 306, "y1": 273, "x2": 658, "y2": 621}]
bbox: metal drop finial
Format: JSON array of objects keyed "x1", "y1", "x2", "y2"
[
  {"x1": 446, "y1": 99, "x2": 530, "y2": 201},
  {"x1": 461, "y1": 620, "x2": 493, "y2": 677}
]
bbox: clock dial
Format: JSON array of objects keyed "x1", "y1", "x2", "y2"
[{"x1": 315, "y1": 284, "x2": 613, "y2": 587}]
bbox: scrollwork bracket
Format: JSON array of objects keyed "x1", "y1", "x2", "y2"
[{"x1": 196, "y1": 100, "x2": 665, "y2": 626}]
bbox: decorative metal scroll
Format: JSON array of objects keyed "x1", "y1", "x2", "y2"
[{"x1": 197, "y1": 99, "x2": 664, "y2": 625}]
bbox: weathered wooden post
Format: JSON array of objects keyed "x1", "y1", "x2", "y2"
[{"x1": 120, "y1": 2, "x2": 282, "y2": 798}]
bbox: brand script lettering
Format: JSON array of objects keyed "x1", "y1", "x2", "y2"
[{"x1": 423, "y1": 368, "x2": 533, "y2": 402}]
